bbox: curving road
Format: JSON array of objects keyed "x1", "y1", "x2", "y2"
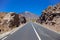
[{"x1": 2, "y1": 22, "x2": 60, "y2": 40}]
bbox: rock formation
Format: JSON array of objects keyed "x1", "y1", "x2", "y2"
[
  {"x1": 1, "y1": 12, "x2": 20, "y2": 28},
  {"x1": 0, "y1": 12, "x2": 26, "y2": 33},
  {"x1": 36, "y1": 3, "x2": 60, "y2": 32}
]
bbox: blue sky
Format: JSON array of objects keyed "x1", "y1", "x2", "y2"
[{"x1": 0, "y1": 0, "x2": 60, "y2": 15}]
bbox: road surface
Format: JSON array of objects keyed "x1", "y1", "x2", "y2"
[{"x1": 2, "y1": 22, "x2": 60, "y2": 40}]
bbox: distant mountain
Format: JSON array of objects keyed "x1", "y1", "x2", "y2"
[{"x1": 19, "y1": 11, "x2": 39, "y2": 19}]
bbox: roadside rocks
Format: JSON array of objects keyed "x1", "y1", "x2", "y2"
[
  {"x1": 1, "y1": 12, "x2": 20, "y2": 28},
  {"x1": 36, "y1": 3, "x2": 60, "y2": 32},
  {"x1": 37, "y1": 3, "x2": 60, "y2": 25},
  {"x1": 0, "y1": 12, "x2": 26, "y2": 33}
]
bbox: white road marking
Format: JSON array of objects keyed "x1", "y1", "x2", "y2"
[
  {"x1": 2, "y1": 36, "x2": 8, "y2": 40},
  {"x1": 31, "y1": 23, "x2": 41, "y2": 40}
]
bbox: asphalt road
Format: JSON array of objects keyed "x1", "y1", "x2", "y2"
[{"x1": 2, "y1": 22, "x2": 60, "y2": 40}]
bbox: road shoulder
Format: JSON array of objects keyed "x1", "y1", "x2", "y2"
[{"x1": 34, "y1": 22, "x2": 60, "y2": 34}]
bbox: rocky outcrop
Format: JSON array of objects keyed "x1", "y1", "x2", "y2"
[
  {"x1": 36, "y1": 3, "x2": 60, "y2": 32},
  {"x1": 0, "y1": 13, "x2": 7, "y2": 33},
  {"x1": 1, "y1": 12, "x2": 20, "y2": 28},
  {"x1": 0, "y1": 12, "x2": 27, "y2": 33},
  {"x1": 37, "y1": 3, "x2": 60, "y2": 24}
]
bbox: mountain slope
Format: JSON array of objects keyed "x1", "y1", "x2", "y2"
[{"x1": 20, "y1": 11, "x2": 39, "y2": 19}]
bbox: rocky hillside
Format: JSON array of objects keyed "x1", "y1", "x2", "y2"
[
  {"x1": 0, "y1": 12, "x2": 26, "y2": 34},
  {"x1": 36, "y1": 3, "x2": 60, "y2": 32}
]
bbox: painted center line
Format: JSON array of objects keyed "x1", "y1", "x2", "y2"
[{"x1": 31, "y1": 23, "x2": 41, "y2": 40}]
